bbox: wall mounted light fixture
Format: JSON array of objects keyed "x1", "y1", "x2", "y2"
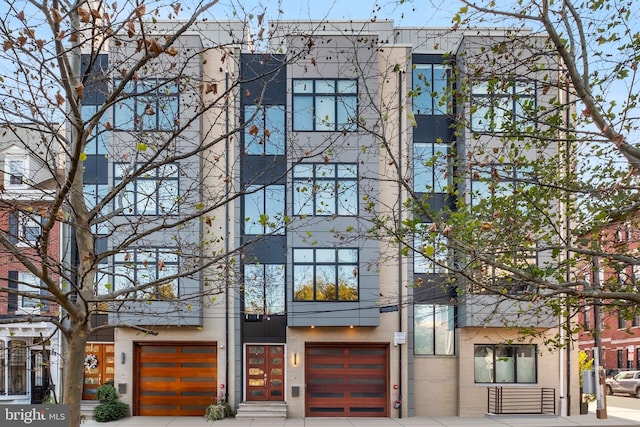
[
  {"x1": 293, "y1": 353, "x2": 299, "y2": 367},
  {"x1": 121, "y1": 352, "x2": 126, "y2": 364}
]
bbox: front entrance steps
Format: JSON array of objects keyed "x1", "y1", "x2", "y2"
[
  {"x1": 80, "y1": 400, "x2": 99, "y2": 420},
  {"x1": 235, "y1": 401, "x2": 287, "y2": 419}
]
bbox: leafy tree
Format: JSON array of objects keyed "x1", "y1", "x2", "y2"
[
  {"x1": 445, "y1": 1, "x2": 640, "y2": 314},
  {"x1": 362, "y1": 0, "x2": 640, "y2": 339}
]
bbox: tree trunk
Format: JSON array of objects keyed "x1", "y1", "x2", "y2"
[{"x1": 63, "y1": 322, "x2": 91, "y2": 427}]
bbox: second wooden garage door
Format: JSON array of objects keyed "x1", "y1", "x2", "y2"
[
  {"x1": 135, "y1": 342, "x2": 217, "y2": 416},
  {"x1": 305, "y1": 344, "x2": 388, "y2": 417}
]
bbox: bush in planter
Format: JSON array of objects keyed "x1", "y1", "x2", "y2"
[
  {"x1": 94, "y1": 382, "x2": 129, "y2": 422},
  {"x1": 204, "y1": 393, "x2": 235, "y2": 421}
]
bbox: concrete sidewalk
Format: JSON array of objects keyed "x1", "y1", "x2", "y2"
[{"x1": 81, "y1": 406, "x2": 640, "y2": 427}]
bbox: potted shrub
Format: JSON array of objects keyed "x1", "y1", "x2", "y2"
[{"x1": 205, "y1": 393, "x2": 235, "y2": 422}]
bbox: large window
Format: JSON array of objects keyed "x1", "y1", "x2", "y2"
[
  {"x1": 583, "y1": 305, "x2": 591, "y2": 329},
  {"x1": 114, "y1": 163, "x2": 179, "y2": 215},
  {"x1": 113, "y1": 78, "x2": 179, "y2": 131},
  {"x1": 4, "y1": 155, "x2": 28, "y2": 188},
  {"x1": 414, "y1": 143, "x2": 449, "y2": 193},
  {"x1": 471, "y1": 81, "x2": 535, "y2": 132},
  {"x1": 470, "y1": 163, "x2": 535, "y2": 207},
  {"x1": 292, "y1": 79, "x2": 357, "y2": 131},
  {"x1": 618, "y1": 349, "x2": 625, "y2": 369},
  {"x1": 471, "y1": 251, "x2": 538, "y2": 295},
  {"x1": 618, "y1": 312, "x2": 627, "y2": 329},
  {"x1": 243, "y1": 185, "x2": 285, "y2": 235},
  {"x1": 17, "y1": 272, "x2": 40, "y2": 312},
  {"x1": 414, "y1": 304, "x2": 454, "y2": 355},
  {"x1": 6, "y1": 340, "x2": 27, "y2": 395},
  {"x1": 243, "y1": 264, "x2": 285, "y2": 316},
  {"x1": 293, "y1": 163, "x2": 358, "y2": 216},
  {"x1": 474, "y1": 344, "x2": 536, "y2": 383},
  {"x1": 293, "y1": 248, "x2": 358, "y2": 301},
  {"x1": 82, "y1": 105, "x2": 108, "y2": 155},
  {"x1": 633, "y1": 312, "x2": 640, "y2": 328},
  {"x1": 244, "y1": 105, "x2": 285, "y2": 155},
  {"x1": 8, "y1": 211, "x2": 41, "y2": 246},
  {"x1": 113, "y1": 248, "x2": 179, "y2": 299},
  {"x1": 414, "y1": 223, "x2": 448, "y2": 274},
  {"x1": 412, "y1": 64, "x2": 449, "y2": 115}
]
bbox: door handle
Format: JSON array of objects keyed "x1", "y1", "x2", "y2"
[
  {"x1": 264, "y1": 373, "x2": 267, "y2": 388},
  {"x1": 99, "y1": 374, "x2": 102, "y2": 385}
]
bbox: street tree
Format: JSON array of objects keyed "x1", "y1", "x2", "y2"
[{"x1": 0, "y1": 2, "x2": 320, "y2": 426}]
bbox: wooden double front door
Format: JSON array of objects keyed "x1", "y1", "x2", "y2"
[
  {"x1": 246, "y1": 345, "x2": 284, "y2": 401},
  {"x1": 82, "y1": 343, "x2": 115, "y2": 400}
]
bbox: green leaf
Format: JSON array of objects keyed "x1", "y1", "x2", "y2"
[
  {"x1": 137, "y1": 142, "x2": 147, "y2": 151},
  {"x1": 407, "y1": 111, "x2": 417, "y2": 127}
]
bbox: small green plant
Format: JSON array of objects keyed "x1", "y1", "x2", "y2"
[
  {"x1": 205, "y1": 393, "x2": 235, "y2": 422},
  {"x1": 94, "y1": 382, "x2": 129, "y2": 422}
]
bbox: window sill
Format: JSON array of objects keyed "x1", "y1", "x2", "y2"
[{"x1": 16, "y1": 308, "x2": 41, "y2": 315}]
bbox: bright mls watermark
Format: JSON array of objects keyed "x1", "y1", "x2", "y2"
[{"x1": 1, "y1": 405, "x2": 68, "y2": 426}]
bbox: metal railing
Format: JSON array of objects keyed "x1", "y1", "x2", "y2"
[{"x1": 487, "y1": 387, "x2": 556, "y2": 415}]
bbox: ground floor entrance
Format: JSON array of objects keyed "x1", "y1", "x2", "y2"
[
  {"x1": 134, "y1": 342, "x2": 217, "y2": 416},
  {"x1": 305, "y1": 343, "x2": 389, "y2": 417},
  {"x1": 82, "y1": 343, "x2": 115, "y2": 400},
  {"x1": 245, "y1": 344, "x2": 285, "y2": 401}
]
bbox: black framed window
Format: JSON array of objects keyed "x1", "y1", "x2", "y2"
[
  {"x1": 7, "y1": 340, "x2": 27, "y2": 395},
  {"x1": 617, "y1": 349, "x2": 625, "y2": 368},
  {"x1": 113, "y1": 248, "x2": 179, "y2": 299},
  {"x1": 414, "y1": 142, "x2": 449, "y2": 194},
  {"x1": 292, "y1": 79, "x2": 357, "y2": 131},
  {"x1": 82, "y1": 104, "x2": 108, "y2": 155},
  {"x1": 471, "y1": 80, "x2": 536, "y2": 132},
  {"x1": 293, "y1": 248, "x2": 358, "y2": 301},
  {"x1": 414, "y1": 304, "x2": 455, "y2": 355},
  {"x1": 414, "y1": 223, "x2": 448, "y2": 274},
  {"x1": 619, "y1": 312, "x2": 627, "y2": 329},
  {"x1": 474, "y1": 344, "x2": 537, "y2": 384},
  {"x1": 114, "y1": 163, "x2": 179, "y2": 215},
  {"x1": 113, "y1": 78, "x2": 179, "y2": 131},
  {"x1": 411, "y1": 63, "x2": 449, "y2": 115},
  {"x1": 243, "y1": 264, "x2": 285, "y2": 316},
  {"x1": 471, "y1": 250, "x2": 538, "y2": 296},
  {"x1": 470, "y1": 163, "x2": 536, "y2": 207},
  {"x1": 244, "y1": 105, "x2": 285, "y2": 155},
  {"x1": 293, "y1": 163, "x2": 358, "y2": 216},
  {"x1": 243, "y1": 185, "x2": 285, "y2": 235}
]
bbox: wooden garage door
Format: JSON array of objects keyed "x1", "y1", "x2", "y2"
[
  {"x1": 305, "y1": 344, "x2": 388, "y2": 417},
  {"x1": 135, "y1": 343, "x2": 217, "y2": 416}
]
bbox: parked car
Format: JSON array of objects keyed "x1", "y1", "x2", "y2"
[{"x1": 605, "y1": 370, "x2": 640, "y2": 397}]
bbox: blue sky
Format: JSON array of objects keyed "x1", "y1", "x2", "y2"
[{"x1": 212, "y1": 0, "x2": 460, "y2": 27}]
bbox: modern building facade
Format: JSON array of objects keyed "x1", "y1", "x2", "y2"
[{"x1": 73, "y1": 19, "x2": 578, "y2": 418}]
